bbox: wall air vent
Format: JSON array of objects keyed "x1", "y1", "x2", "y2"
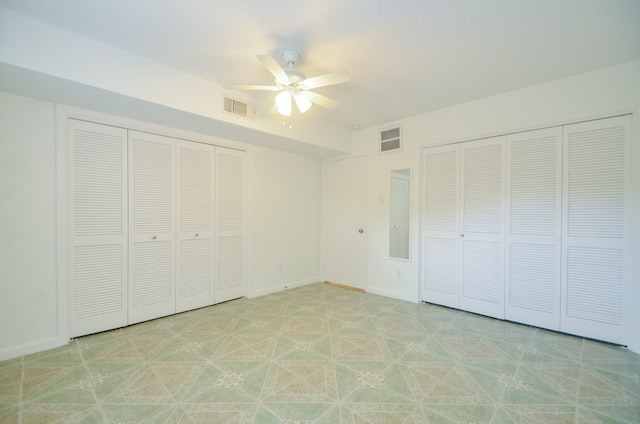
[
  {"x1": 379, "y1": 125, "x2": 402, "y2": 154},
  {"x1": 223, "y1": 97, "x2": 254, "y2": 119}
]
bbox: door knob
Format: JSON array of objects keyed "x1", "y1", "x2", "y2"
[{"x1": 358, "y1": 229, "x2": 364, "y2": 234}]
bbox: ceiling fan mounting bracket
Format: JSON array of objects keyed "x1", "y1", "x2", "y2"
[{"x1": 282, "y1": 50, "x2": 300, "y2": 66}]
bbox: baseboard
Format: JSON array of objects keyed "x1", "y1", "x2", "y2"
[
  {"x1": 325, "y1": 281, "x2": 365, "y2": 292},
  {"x1": 248, "y1": 277, "x2": 321, "y2": 298},
  {"x1": 0, "y1": 336, "x2": 68, "y2": 361},
  {"x1": 366, "y1": 286, "x2": 419, "y2": 303}
]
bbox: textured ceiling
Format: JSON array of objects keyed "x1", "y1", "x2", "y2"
[{"x1": 1, "y1": 0, "x2": 640, "y2": 129}]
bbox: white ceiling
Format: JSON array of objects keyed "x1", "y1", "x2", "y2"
[{"x1": 1, "y1": 0, "x2": 640, "y2": 130}]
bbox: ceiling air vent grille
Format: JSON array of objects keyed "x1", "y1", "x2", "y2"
[
  {"x1": 223, "y1": 97, "x2": 254, "y2": 118},
  {"x1": 379, "y1": 126, "x2": 402, "y2": 154}
]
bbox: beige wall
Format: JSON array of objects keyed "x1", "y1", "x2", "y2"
[{"x1": 0, "y1": 92, "x2": 58, "y2": 357}]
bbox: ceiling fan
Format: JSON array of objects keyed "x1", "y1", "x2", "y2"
[{"x1": 224, "y1": 51, "x2": 351, "y2": 116}]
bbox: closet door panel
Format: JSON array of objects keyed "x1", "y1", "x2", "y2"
[
  {"x1": 69, "y1": 120, "x2": 128, "y2": 337},
  {"x1": 215, "y1": 147, "x2": 247, "y2": 303},
  {"x1": 176, "y1": 140, "x2": 214, "y2": 313},
  {"x1": 561, "y1": 116, "x2": 632, "y2": 344},
  {"x1": 128, "y1": 131, "x2": 176, "y2": 324},
  {"x1": 421, "y1": 145, "x2": 460, "y2": 307},
  {"x1": 460, "y1": 136, "x2": 505, "y2": 318},
  {"x1": 505, "y1": 127, "x2": 562, "y2": 330}
]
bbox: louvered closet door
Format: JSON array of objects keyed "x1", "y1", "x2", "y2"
[
  {"x1": 561, "y1": 115, "x2": 632, "y2": 345},
  {"x1": 215, "y1": 147, "x2": 247, "y2": 303},
  {"x1": 505, "y1": 127, "x2": 562, "y2": 330},
  {"x1": 69, "y1": 120, "x2": 128, "y2": 337},
  {"x1": 421, "y1": 144, "x2": 460, "y2": 308},
  {"x1": 128, "y1": 131, "x2": 176, "y2": 324},
  {"x1": 176, "y1": 140, "x2": 214, "y2": 313},
  {"x1": 460, "y1": 136, "x2": 506, "y2": 319}
]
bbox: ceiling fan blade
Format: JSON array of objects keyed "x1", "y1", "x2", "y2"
[
  {"x1": 223, "y1": 84, "x2": 280, "y2": 91},
  {"x1": 302, "y1": 91, "x2": 339, "y2": 109},
  {"x1": 257, "y1": 55, "x2": 289, "y2": 82},
  {"x1": 302, "y1": 71, "x2": 351, "y2": 89}
]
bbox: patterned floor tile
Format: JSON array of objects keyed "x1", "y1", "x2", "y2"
[
  {"x1": 332, "y1": 335, "x2": 392, "y2": 361},
  {"x1": 20, "y1": 404, "x2": 104, "y2": 424},
  {"x1": 213, "y1": 334, "x2": 279, "y2": 361},
  {"x1": 262, "y1": 361, "x2": 337, "y2": 402},
  {"x1": 273, "y1": 334, "x2": 333, "y2": 361},
  {"x1": 3, "y1": 282, "x2": 640, "y2": 423},
  {"x1": 182, "y1": 362, "x2": 267, "y2": 403},
  {"x1": 491, "y1": 405, "x2": 578, "y2": 424},
  {"x1": 335, "y1": 361, "x2": 415, "y2": 404}
]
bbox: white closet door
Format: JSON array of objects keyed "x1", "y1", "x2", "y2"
[
  {"x1": 215, "y1": 147, "x2": 247, "y2": 303},
  {"x1": 176, "y1": 140, "x2": 214, "y2": 313},
  {"x1": 505, "y1": 127, "x2": 562, "y2": 330},
  {"x1": 460, "y1": 136, "x2": 505, "y2": 319},
  {"x1": 561, "y1": 115, "x2": 632, "y2": 344},
  {"x1": 128, "y1": 131, "x2": 176, "y2": 324},
  {"x1": 421, "y1": 144, "x2": 460, "y2": 308},
  {"x1": 69, "y1": 120, "x2": 128, "y2": 337}
]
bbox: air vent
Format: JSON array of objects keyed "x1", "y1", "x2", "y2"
[
  {"x1": 223, "y1": 97, "x2": 254, "y2": 119},
  {"x1": 379, "y1": 126, "x2": 402, "y2": 154}
]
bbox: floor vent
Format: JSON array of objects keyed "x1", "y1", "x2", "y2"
[
  {"x1": 380, "y1": 126, "x2": 402, "y2": 153},
  {"x1": 223, "y1": 97, "x2": 254, "y2": 118}
]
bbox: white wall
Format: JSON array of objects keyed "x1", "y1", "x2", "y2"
[
  {"x1": 345, "y1": 60, "x2": 640, "y2": 352},
  {"x1": 0, "y1": 91, "x2": 323, "y2": 360},
  {"x1": 0, "y1": 92, "x2": 59, "y2": 358},
  {"x1": 250, "y1": 147, "x2": 322, "y2": 297}
]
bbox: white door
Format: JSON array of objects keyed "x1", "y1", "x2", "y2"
[
  {"x1": 176, "y1": 140, "x2": 214, "y2": 313},
  {"x1": 69, "y1": 120, "x2": 128, "y2": 337},
  {"x1": 421, "y1": 144, "x2": 460, "y2": 307},
  {"x1": 215, "y1": 147, "x2": 247, "y2": 303},
  {"x1": 128, "y1": 131, "x2": 176, "y2": 324},
  {"x1": 460, "y1": 136, "x2": 506, "y2": 319},
  {"x1": 323, "y1": 156, "x2": 367, "y2": 289},
  {"x1": 505, "y1": 127, "x2": 562, "y2": 330},
  {"x1": 561, "y1": 115, "x2": 632, "y2": 344}
]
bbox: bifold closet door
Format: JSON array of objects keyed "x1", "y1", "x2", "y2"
[
  {"x1": 176, "y1": 140, "x2": 214, "y2": 313},
  {"x1": 421, "y1": 144, "x2": 460, "y2": 308},
  {"x1": 215, "y1": 147, "x2": 247, "y2": 303},
  {"x1": 128, "y1": 131, "x2": 176, "y2": 325},
  {"x1": 505, "y1": 127, "x2": 562, "y2": 330},
  {"x1": 69, "y1": 120, "x2": 128, "y2": 338},
  {"x1": 561, "y1": 115, "x2": 632, "y2": 345},
  {"x1": 459, "y1": 136, "x2": 505, "y2": 319}
]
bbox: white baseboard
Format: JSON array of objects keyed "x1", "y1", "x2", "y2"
[
  {"x1": 366, "y1": 286, "x2": 419, "y2": 303},
  {"x1": 248, "y1": 277, "x2": 321, "y2": 298},
  {"x1": 0, "y1": 336, "x2": 68, "y2": 361}
]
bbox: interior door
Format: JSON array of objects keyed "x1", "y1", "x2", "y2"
[
  {"x1": 505, "y1": 127, "x2": 562, "y2": 330},
  {"x1": 128, "y1": 131, "x2": 176, "y2": 325},
  {"x1": 215, "y1": 147, "x2": 247, "y2": 303},
  {"x1": 323, "y1": 156, "x2": 367, "y2": 290},
  {"x1": 69, "y1": 119, "x2": 128, "y2": 337},
  {"x1": 560, "y1": 115, "x2": 632, "y2": 344},
  {"x1": 176, "y1": 139, "x2": 214, "y2": 313},
  {"x1": 421, "y1": 144, "x2": 460, "y2": 307},
  {"x1": 460, "y1": 136, "x2": 506, "y2": 319}
]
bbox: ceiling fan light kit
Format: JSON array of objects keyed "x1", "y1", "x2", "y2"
[{"x1": 224, "y1": 50, "x2": 350, "y2": 117}]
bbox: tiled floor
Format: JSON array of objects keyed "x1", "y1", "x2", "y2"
[{"x1": 1, "y1": 282, "x2": 639, "y2": 423}]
